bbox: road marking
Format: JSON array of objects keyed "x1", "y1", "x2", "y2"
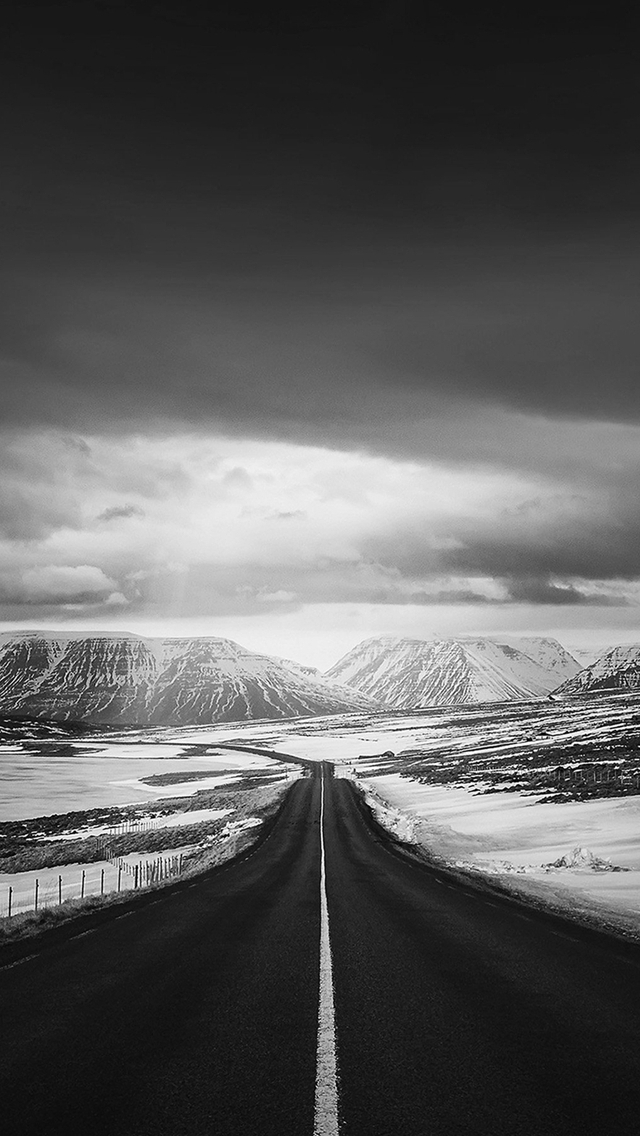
[
  {"x1": 0, "y1": 953, "x2": 37, "y2": 972},
  {"x1": 314, "y1": 772, "x2": 340, "y2": 1136}
]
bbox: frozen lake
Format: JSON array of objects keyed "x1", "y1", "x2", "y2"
[{"x1": 0, "y1": 744, "x2": 276, "y2": 821}]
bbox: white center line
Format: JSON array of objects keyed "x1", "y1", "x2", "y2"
[
  {"x1": 0, "y1": 953, "x2": 37, "y2": 972},
  {"x1": 314, "y1": 771, "x2": 340, "y2": 1136}
]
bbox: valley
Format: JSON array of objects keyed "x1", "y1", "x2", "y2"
[
  {"x1": 3, "y1": 688, "x2": 640, "y2": 935},
  {"x1": 3, "y1": 627, "x2": 640, "y2": 937}
]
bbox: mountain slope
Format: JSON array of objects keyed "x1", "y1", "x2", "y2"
[
  {"x1": 326, "y1": 635, "x2": 581, "y2": 708},
  {"x1": 0, "y1": 633, "x2": 69, "y2": 703},
  {"x1": 12, "y1": 635, "x2": 161, "y2": 722},
  {"x1": 489, "y1": 636, "x2": 582, "y2": 683},
  {"x1": 148, "y1": 637, "x2": 375, "y2": 724},
  {"x1": 553, "y1": 644, "x2": 640, "y2": 697},
  {"x1": 0, "y1": 632, "x2": 378, "y2": 725}
]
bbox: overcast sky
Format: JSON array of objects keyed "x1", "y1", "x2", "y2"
[{"x1": 1, "y1": 3, "x2": 639, "y2": 666}]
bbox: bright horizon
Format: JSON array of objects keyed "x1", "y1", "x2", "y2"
[{"x1": 1, "y1": 608, "x2": 638, "y2": 672}]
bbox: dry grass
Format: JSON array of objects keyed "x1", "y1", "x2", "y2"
[{"x1": 0, "y1": 782, "x2": 288, "y2": 947}]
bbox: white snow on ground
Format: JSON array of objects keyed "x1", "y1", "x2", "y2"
[
  {"x1": 145, "y1": 702, "x2": 640, "y2": 927},
  {"x1": 112, "y1": 773, "x2": 240, "y2": 800},
  {"x1": 0, "y1": 754, "x2": 273, "y2": 821},
  {"x1": 42, "y1": 806, "x2": 234, "y2": 841},
  {"x1": 0, "y1": 816, "x2": 263, "y2": 917},
  {"x1": 357, "y1": 784, "x2": 417, "y2": 844},
  {"x1": 196, "y1": 695, "x2": 640, "y2": 768},
  {"x1": 79, "y1": 743, "x2": 191, "y2": 759},
  {"x1": 363, "y1": 773, "x2": 640, "y2": 918},
  {"x1": 113, "y1": 805, "x2": 233, "y2": 828},
  {"x1": 5, "y1": 694, "x2": 640, "y2": 930},
  {"x1": 143, "y1": 714, "x2": 422, "y2": 761},
  {"x1": 82, "y1": 741, "x2": 285, "y2": 773},
  {"x1": 220, "y1": 699, "x2": 640, "y2": 928},
  {"x1": 0, "y1": 849, "x2": 193, "y2": 916},
  {"x1": 239, "y1": 721, "x2": 444, "y2": 764}
]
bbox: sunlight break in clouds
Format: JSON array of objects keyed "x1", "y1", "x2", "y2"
[{"x1": 1, "y1": 425, "x2": 639, "y2": 665}]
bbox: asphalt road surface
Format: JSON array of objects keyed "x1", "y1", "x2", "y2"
[{"x1": 3, "y1": 765, "x2": 640, "y2": 1135}]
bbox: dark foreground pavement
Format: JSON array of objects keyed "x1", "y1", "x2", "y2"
[{"x1": 3, "y1": 767, "x2": 640, "y2": 1135}]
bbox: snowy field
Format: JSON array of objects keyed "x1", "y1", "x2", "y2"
[
  {"x1": 213, "y1": 693, "x2": 640, "y2": 930},
  {"x1": 0, "y1": 744, "x2": 280, "y2": 821},
  {"x1": 0, "y1": 813, "x2": 265, "y2": 918},
  {"x1": 0, "y1": 848, "x2": 188, "y2": 916},
  {"x1": 169, "y1": 694, "x2": 640, "y2": 773},
  {"x1": 0, "y1": 726, "x2": 297, "y2": 922},
  {"x1": 3, "y1": 693, "x2": 640, "y2": 930},
  {"x1": 41, "y1": 805, "x2": 234, "y2": 841},
  {"x1": 358, "y1": 774, "x2": 640, "y2": 918},
  {"x1": 7, "y1": 690, "x2": 633, "y2": 824}
]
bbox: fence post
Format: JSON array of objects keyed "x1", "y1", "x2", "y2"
[
  {"x1": 58, "y1": 875, "x2": 62, "y2": 905},
  {"x1": 34, "y1": 877, "x2": 39, "y2": 912},
  {"x1": 134, "y1": 864, "x2": 139, "y2": 889},
  {"x1": 81, "y1": 870, "x2": 86, "y2": 899},
  {"x1": 8, "y1": 886, "x2": 12, "y2": 918},
  {"x1": 118, "y1": 864, "x2": 122, "y2": 892},
  {"x1": 101, "y1": 868, "x2": 105, "y2": 895}
]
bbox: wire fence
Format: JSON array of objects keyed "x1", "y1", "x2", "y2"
[
  {"x1": 1, "y1": 803, "x2": 260, "y2": 920},
  {"x1": 2, "y1": 852, "x2": 185, "y2": 919}
]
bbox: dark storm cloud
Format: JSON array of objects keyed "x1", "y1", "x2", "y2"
[
  {"x1": 97, "y1": 504, "x2": 145, "y2": 523},
  {"x1": 370, "y1": 258, "x2": 640, "y2": 423},
  {"x1": 3, "y1": 4, "x2": 640, "y2": 624},
  {"x1": 503, "y1": 578, "x2": 624, "y2": 606},
  {"x1": 3, "y1": 243, "x2": 640, "y2": 475},
  {"x1": 2, "y1": 4, "x2": 640, "y2": 451},
  {"x1": 442, "y1": 493, "x2": 640, "y2": 583}
]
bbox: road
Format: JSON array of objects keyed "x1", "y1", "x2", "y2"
[{"x1": 3, "y1": 766, "x2": 640, "y2": 1135}]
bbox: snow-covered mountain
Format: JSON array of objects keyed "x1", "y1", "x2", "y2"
[
  {"x1": 325, "y1": 635, "x2": 581, "y2": 708},
  {"x1": 483, "y1": 636, "x2": 583, "y2": 685},
  {"x1": 564, "y1": 646, "x2": 607, "y2": 668},
  {"x1": 0, "y1": 631, "x2": 378, "y2": 725},
  {"x1": 553, "y1": 644, "x2": 640, "y2": 697},
  {"x1": 0, "y1": 633, "x2": 68, "y2": 702},
  {"x1": 273, "y1": 656, "x2": 323, "y2": 680}
]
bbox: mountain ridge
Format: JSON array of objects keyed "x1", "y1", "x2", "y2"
[
  {"x1": 0, "y1": 631, "x2": 378, "y2": 725},
  {"x1": 325, "y1": 634, "x2": 582, "y2": 708},
  {"x1": 553, "y1": 644, "x2": 640, "y2": 697}
]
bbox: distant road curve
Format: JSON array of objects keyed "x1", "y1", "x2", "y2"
[
  {"x1": 214, "y1": 739, "x2": 319, "y2": 770},
  {"x1": 3, "y1": 766, "x2": 640, "y2": 1135}
]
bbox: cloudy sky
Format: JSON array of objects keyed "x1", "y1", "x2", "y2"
[{"x1": 1, "y1": 2, "x2": 639, "y2": 666}]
